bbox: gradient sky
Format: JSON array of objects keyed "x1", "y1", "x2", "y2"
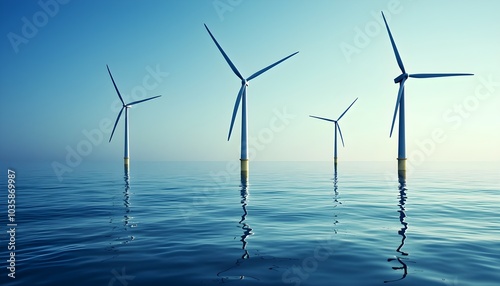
[{"x1": 1, "y1": 0, "x2": 499, "y2": 166}]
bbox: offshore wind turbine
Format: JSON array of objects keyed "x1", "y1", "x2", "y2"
[
  {"x1": 381, "y1": 12, "x2": 473, "y2": 177},
  {"x1": 204, "y1": 24, "x2": 298, "y2": 178},
  {"x1": 107, "y1": 65, "x2": 161, "y2": 169},
  {"x1": 310, "y1": 98, "x2": 358, "y2": 169}
]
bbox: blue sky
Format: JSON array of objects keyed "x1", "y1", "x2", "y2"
[{"x1": 1, "y1": 0, "x2": 499, "y2": 166}]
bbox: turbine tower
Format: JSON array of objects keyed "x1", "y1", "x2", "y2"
[
  {"x1": 310, "y1": 98, "x2": 358, "y2": 170},
  {"x1": 381, "y1": 12, "x2": 473, "y2": 178},
  {"x1": 107, "y1": 65, "x2": 161, "y2": 170},
  {"x1": 204, "y1": 24, "x2": 298, "y2": 179}
]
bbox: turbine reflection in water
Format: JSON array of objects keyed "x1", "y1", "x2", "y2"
[
  {"x1": 122, "y1": 169, "x2": 136, "y2": 242},
  {"x1": 384, "y1": 176, "x2": 410, "y2": 283},
  {"x1": 216, "y1": 179, "x2": 256, "y2": 282},
  {"x1": 104, "y1": 170, "x2": 135, "y2": 259},
  {"x1": 239, "y1": 180, "x2": 253, "y2": 259},
  {"x1": 332, "y1": 170, "x2": 342, "y2": 232}
]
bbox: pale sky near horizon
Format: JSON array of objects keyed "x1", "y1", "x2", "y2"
[{"x1": 1, "y1": 0, "x2": 499, "y2": 167}]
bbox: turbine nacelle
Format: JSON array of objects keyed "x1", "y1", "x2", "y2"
[{"x1": 394, "y1": 73, "x2": 408, "y2": 84}]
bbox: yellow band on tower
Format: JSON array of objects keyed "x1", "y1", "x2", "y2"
[
  {"x1": 397, "y1": 158, "x2": 406, "y2": 171},
  {"x1": 240, "y1": 159, "x2": 249, "y2": 181},
  {"x1": 397, "y1": 158, "x2": 406, "y2": 179},
  {"x1": 240, "y1": 159, "x2": 249, "y2": 172}
]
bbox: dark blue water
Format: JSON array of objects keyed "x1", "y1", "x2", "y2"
[{"x1": 0, "y1": 161, "x2": 499, "y2": 285}]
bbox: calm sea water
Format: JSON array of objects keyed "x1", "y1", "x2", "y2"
[{"x1": 0, "y1": 161, "x2": 499, "y2": 285}]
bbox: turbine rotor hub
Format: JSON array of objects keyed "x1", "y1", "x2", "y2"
[
  {"x1": 243, "y1": 79, "x2": 248, "y2": 86},
  {"x1": 394, "y1": 73, "x2": 409, "y2": 84}
]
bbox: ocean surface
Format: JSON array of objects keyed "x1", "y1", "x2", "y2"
[{"x1": 0, "y1": 161, "x2": 499, "y2": 285}]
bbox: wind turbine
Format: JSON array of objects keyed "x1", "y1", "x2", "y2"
[
  {"x1": 204, "y1": 24, "x2": 298, "y2": 179},
  {"x1": 310, "y1": 98, "x2": 358, "y2": 169},
  {"x1": 107, "y1": 65, "x2": 161, "y2": 170},
  {"x1": 381, "y1": 12, "x2": 473, "y2": 177}
]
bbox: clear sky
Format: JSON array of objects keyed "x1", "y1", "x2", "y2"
[{"x1": 1, "y1": 0, "x2": 499, "y2": 166}]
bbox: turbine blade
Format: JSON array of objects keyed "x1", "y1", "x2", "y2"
[
  {"x1": 309, "y1": 115, "x2": 336, "y2": 123},
  {"x1": 106, "y1": 65, "x2": 125, "y2": 106},
  {"x1": 247, "y1": 51, "x2": 299, "y2": 81},
  {"x1": 128, "y1": 95, "x2": 161, "y2": 106},
  {"x1": 409, "y1": 73, "x2": 474, "y2": 79},
  {"x1": 228, "y1": 84, "x2": 246, "y2": 141},
  {"x1": 337, "y1": 97, "x2": 358, "y2": 121},
  {"x1": 337, "y1": 123, "x2": 345, "y2": 147},
  {"x1": 109, "y1": 107, "x2": 124, "y2": 142},
  {"x1": 381, "y1": 12, "x2": 405, "y2": 74},
  {"x1": 204, "y1": 24, "x2": 244, "y2": 81},
  {"x1": 390, "y1": 79, "x2": 406, "y2": 138}
]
